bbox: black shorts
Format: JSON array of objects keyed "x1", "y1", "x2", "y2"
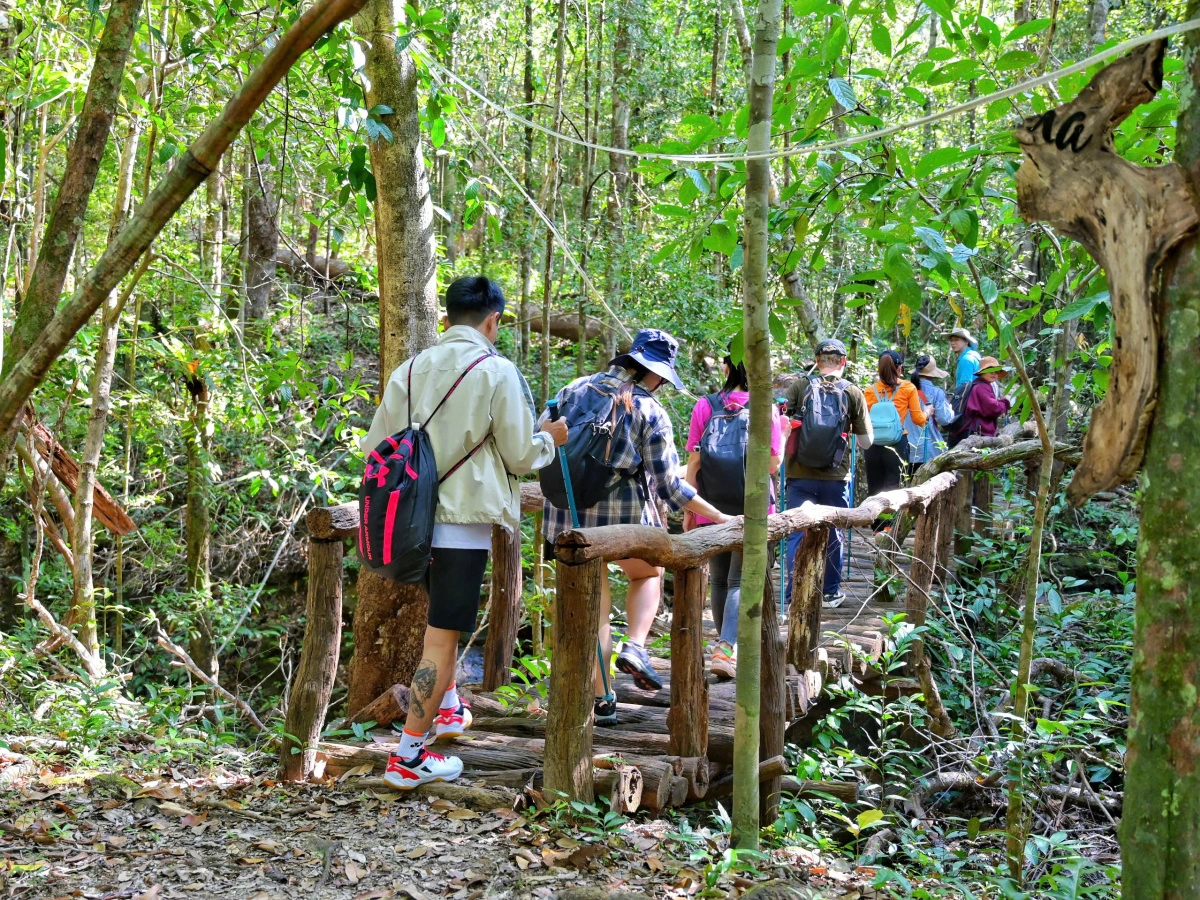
[{"x1": 425, "y1": 547, "x2": 489, "y2": 633}]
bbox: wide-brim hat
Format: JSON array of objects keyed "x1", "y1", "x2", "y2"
[
  {"x1": 943, "y1": 326, "x2": 976, "y2": 344},
  {"x1": 918, "y1": 357, "x2": 950, "y2": 379},
  {"x1": 609, "y1": 328, "x2": 684, "y2": 389},
  {"x1": 977, "y1": 356, "x2": 1008, "y2": 377}
]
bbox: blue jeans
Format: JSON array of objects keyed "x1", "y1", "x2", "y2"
[{"x1": 785, "y1": 478, "x2": 851, "y2": 600}]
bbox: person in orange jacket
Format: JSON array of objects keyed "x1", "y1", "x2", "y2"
[{"x1": 863, "y1": 350, "x2": 928, "y2": 530}]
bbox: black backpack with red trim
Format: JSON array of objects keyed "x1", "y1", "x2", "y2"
[{"x1": 357, "y1": 351, "x2": 493, "y2": 583}]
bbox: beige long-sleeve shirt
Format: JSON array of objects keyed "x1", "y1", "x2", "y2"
[{"x1": 360, "y1": 325, "x2": 556, "y2": 533}]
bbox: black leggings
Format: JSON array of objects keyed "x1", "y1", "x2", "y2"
[{"x1": 865, "y1": 442, "x2": 907, "y2": 530}]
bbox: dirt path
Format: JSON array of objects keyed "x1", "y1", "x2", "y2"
[{"x1": 0, "y1": 763, "x2": 867, "y2": 900}]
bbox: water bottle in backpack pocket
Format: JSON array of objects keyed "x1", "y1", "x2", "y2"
[
  {"x1": 540, "y1": 380, "x2": 638, "y2": 511},
  {"x1": 695, "y1": 393, "x2": 751, "y2": 515},
  {"x1": 786, "y1": 376, "x2": 851, "y2": 470},
  {"x1": 867, "y1": 384, "x2": 905, "y2": 445}
]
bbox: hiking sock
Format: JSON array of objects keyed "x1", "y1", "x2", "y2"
[
  {"x1": 624, "y1": 639, "x2": 643, "y2": 650},
  {"x1": 440, "y1": 682, "x2": 460, "y2": 712},
  {"x1": 397, "y1": 728, "x2": 426, "y2": 761}
]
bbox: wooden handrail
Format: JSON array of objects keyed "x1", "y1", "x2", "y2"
[{"x1": 553, "y1": 472, "x2": 959, "y2": 568}]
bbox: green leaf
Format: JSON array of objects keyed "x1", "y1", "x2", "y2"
[
  {"x1": 729, "y1": 245, "x2": 744, "y2": 270},
  {"x1": 687, "y1": 168, "x2": 710, "y2": 195},
  {"x1": 967, "y1": 817, "x2": 981, "y2": 840},
  {"x1": 394, "y1": 31, "x2": 415, "y2": 52},
  {"x1": 1005, "y1": 17, "x2": 1051, "y2": 41},
  {"x1": 979, "y1": 275, "x2": 999, "y2": 304},
  {"x1": 913, "y1": 226, "x2": 947, "y2": 254},
  {"x1": 994, "y1": 49, "x2": 1038, "y2": 71},
  {"x1": 430, "y1": 117, "x2": 446, "y2": 148},
  {"x1": 828, "y1": 77, "x2": 857, "y2": 110},
  {"x1": 857, "y1": 808, "x2": 885, "y2": 830},
  {"x1": 923, "y1": 0, "x2": 954, "y2": 18},
  {"x1": 915, "y1": 146, "x2": 963, "y2": 179},
  {"x1": 1058, "y1": 290, "x2": 1108, "y2": 321},
  {"x1": 769, "y1": 311, "x2": 787, "y2": 344},
  {"x1": 871, "y1": 23, "x2": 892, "y2": 56},
  {"x1": 368, "y1": 104, "x2": 394, "y2": 116}
]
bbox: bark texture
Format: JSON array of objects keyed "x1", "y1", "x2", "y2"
[
  {"x1": 732, "y1": 0, "x2": 781, "y2": 850},
  {"x1": 244, "y1": 154, "x2": 278, "y2": 321},
  {"x1": 483, "y1": 524, "x2": 522, "y2": 691},
  {"x1": 346, "y1": 570, "x2": 429, "y2": 717},
  {"x1": 668, "y1": 566, "x2": 709, "y2": 757},
  {"x1": 1119, "y1": 12, "x2": 1200, "y2": 894},
  {"x1": 353, "y1": 0, "x2": 437, "y2": 379}
]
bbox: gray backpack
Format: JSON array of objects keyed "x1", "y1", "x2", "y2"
[{"x1": 787, "y1": 376, "x2": 851, "y2": 469}]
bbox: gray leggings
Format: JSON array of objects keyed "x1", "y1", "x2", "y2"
[{"x1": 710, "y1": 551, "x2": 742, "y2": 648}]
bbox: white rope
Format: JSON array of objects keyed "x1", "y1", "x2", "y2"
[
  {"x1": 437, "y1": 69, "x2": 636, "y2": 344},
  {"x1": 427, "y1": 19, "x2": 1200, "y2": 165}
]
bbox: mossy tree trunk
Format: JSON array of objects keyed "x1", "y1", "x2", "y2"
[
  {"x1": 1120, "y1": 15, "x2": 1200, "y2": 894},
  {"x1": 731, "y1": 0, "x2": 781, "y2": 852}
]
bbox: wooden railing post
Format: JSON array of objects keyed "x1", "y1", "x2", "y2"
[
  {"x1": 786, "y1": 527, "x2": 827, "y2": 671},
  {"x1": 934, "y1": 484, "x2": 957, "y2": 584},
  {"x1": 760, "y1": 576, "x2": 786, "y2": 822},
  {"x1": 903, "y1": 499, "x2": 941, "y2": 678},
  {"x1": 544, "y1": 557, "x2": 603, "y2": 802},
  {"x1": 281, "y1": 533, "x2": 344, "y2": 781},
  {"x1": 483, "y1": 523, "x2": 523, "y2": 691},
  {"x1": 668, "y1": 565, "x2": 709, "y2": 757}
]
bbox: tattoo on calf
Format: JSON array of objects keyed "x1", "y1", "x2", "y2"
[{"x1": 410, "y1": 659, "x2": 439, "y2": 719}]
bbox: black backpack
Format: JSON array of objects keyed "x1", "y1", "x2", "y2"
[
  {"x1": 540, "y1": 378, "x2": 637, "y2": 511},
  {"x1": 357, "y1": 351, "x2": 493, "y2": 583},
  {"x1": 787, "y1": 376, "x2": 851, "y2": 469},
  {"x1": 943, "y1": 381, "x2": 977, "y2": 447},
  {"x1": 695, "y1": 394, "x2": 751, "y2": 516}
]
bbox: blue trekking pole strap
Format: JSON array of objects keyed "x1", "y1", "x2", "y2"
[{"x1": 547, "y1": 398, "x2": 611, "y2": 702}]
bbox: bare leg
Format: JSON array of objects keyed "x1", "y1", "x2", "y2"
[
  {"x1": 402, "y1": 626, "x2": 460, "y2": 736},
  {"x1": 594, "y1": 558, "x2": 664, "y2": 696}
]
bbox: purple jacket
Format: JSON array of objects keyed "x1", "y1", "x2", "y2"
[{"x1": 963, "y1": 379, "x2": 1010, "y2": 437}]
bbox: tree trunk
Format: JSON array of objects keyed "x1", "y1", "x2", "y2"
[
  {"x1": 538, "y1": 0, "x2": 568, "y2": 405},
  {"x1": 1120, "y1": 12, "x2": 1200, "y2": 893},
  {"x1": 244, "y1": 152, "x2": 278, "y2": 321},
  {"x1": 786, "y1": 527, "x2": 825, "y2": 671},
  {"x1": 0, "y1": 0, "x2": 371, "y2": 442},
  {"x1": 518, "y1": 0, "x2": 534, "y2": 367},
  {"x1": 353, "y1": 0, "x2": 438, "y2": 380},
  {"x1": 759, "y1": 576, "x2": 785, "y2": 823},
  {"x1": 2, "y1": 0, "x2": 142, "y2": 381},
  {"x1": 69, "y1": 111, "x2": 146, "y2": 668},
  {"x1": 344, "y1": 0, "x2": 440, "y2": 716},
  {"x1": 346, "y1": 570, "x2": 429, "y2": 717},
  {"x1": 184, "y1": 372, "x2": 216, "y2": 680},
  {"x1": 603, "y1": 0, "x2": 633, "y2": 362},
  {"x1": 1088, "y1": 0, "x2": 1108, "y2": 48},
  {"x1": 732, "y1": 0, "x2": 781, "y2": 851},
  {"x1": 482, "y1": 524, "x2": 522, "y2": 691}
]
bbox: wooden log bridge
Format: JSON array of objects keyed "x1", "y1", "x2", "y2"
[{"x1": 287, "y1": 434, "x2": 1076, "y2": 807}]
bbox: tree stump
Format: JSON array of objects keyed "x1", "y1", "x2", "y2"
[
  {"x1": 281, "y1": 537, "x2": 344, "y2": 781},
  {"x1": 483, "y1": 524, "x2": 523, "y2": 691},
  {"x1": 1014, "y1": 38, "x2": 1198, "y2": 503},
  {"x1": 346, "y1": 571, "x2": 428, "y2": 717},
  {"x1": 786, "y1": 527, "x2": 826, "y2": 671},
  {"x1": 543, "y1": 558, "x2": 603, "y2": 802},
  {"x1": 667, "y1": 565, "x2": 709, "y2": 758}
]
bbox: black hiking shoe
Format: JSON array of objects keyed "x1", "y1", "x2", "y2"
[
  {"x1": 594, "y1": 696, "x2": 618, "y2": 727},
  {"x1": 616, "y1": 642, "x2": 663, "y2": 691}
]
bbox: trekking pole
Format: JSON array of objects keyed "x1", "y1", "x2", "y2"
[
  {"x1": 546, "y1": 399, "x2": 613, "y2": 704},
  {"x1": 844, "y1": 434, "x2": 858, "y2": 579}
]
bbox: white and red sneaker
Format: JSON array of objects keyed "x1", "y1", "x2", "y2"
[
  {"x1": 383, "y1": 748, "x2": 464, "y2": 789},
  {"x1": 433, "y1": 702, "x2": 473, "y2": 741}
]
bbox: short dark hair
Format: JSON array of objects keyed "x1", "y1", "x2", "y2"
[{"x1": 446, "y1": 276, "x2": 506, "y2": 325}]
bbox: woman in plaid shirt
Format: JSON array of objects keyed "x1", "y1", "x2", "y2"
[{"x1": 542, "y1": 330, "x2": 731, "y2": 726}]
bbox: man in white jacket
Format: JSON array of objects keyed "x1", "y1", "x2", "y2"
[{"x1": 361, "y1": 276, "x2": 567, "y2": 788}]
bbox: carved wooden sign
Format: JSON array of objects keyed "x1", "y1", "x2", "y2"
[{"x1": 1014, "y1": 39, "x2": 1199, "y2": 505}]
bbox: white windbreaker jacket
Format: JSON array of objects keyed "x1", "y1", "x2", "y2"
[{"x1": 360, "y1": 326, "x2": 556, "y2": 532}]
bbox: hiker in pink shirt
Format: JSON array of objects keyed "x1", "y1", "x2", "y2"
[{"x1": 683, "y1": 354, "x2": 784, "y2": 679}]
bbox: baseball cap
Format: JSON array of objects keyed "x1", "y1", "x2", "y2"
[{"x1": 815, "y1": 338, "x2": 847, "y2": 356}]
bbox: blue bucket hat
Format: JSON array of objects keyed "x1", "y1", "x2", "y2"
[{"x1": 609, "y1": 328, "x2": 685, "y2": 390}]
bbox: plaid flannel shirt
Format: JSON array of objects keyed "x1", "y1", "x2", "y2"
[{"x1": 542, "y1": 369, "x2": 696, "y2": 542}]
